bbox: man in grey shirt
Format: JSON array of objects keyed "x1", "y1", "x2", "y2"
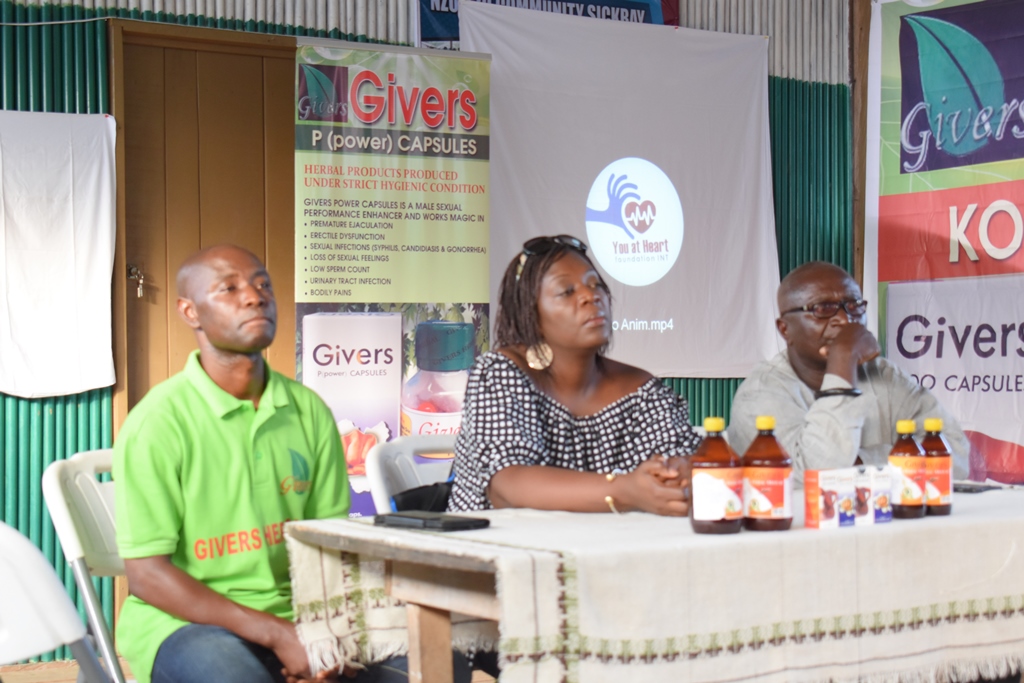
[{"x1": 728, "y1": 262, "x2": 970, "y2": 484}]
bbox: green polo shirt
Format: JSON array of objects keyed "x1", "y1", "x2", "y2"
[{"x1": 113, "y1": 351, "x2": 349, "y2": 683}]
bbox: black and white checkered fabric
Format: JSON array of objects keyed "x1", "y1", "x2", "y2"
[{"x1": 448, "y1": 352, "x2": 702, "y2": 512}]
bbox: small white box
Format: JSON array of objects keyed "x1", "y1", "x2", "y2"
[{"x1": 870, "y1": 465, "x2": 894, "y2": 524}]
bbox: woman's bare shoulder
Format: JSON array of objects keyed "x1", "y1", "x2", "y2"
[{"x1": 599, "y1": 357, "x2": 655, "y2": 393}]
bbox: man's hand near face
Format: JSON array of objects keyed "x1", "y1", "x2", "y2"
[
  {"x1": 820, "y1": 323, "x2": 881, "y2": 385},
  {"x1": 728, "y1": 261, "x2": 971, "y2": 484}
]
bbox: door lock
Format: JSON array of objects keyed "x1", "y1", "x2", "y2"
[{"x1": 127, "y1": 265, "x2": 145, "y2": 298}]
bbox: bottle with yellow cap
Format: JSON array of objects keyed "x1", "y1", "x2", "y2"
[
  {"x1": 690, "y1": 417, "x2": 743, "y2": 534},
  {"x1": 889, "y1": 419, "x2": 926, "y2": 519},
  {"x1": 922, "y1": 418, "x2": 953, "y2": 515},
  {"x1": 741, "y1": 416, "x2": 793, "y2": 531}
]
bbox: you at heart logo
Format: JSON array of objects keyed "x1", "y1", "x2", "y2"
[
  {"x1": 585, "y1": 157, "x2": 684, "y2": 287},
  {"x1": 624, "y1": 200, "x2": 656, "y2": 234}
]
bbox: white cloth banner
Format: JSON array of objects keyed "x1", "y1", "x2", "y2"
[
  {"x1": 460, "y1": 2, "x2": 781, "y2": 377},
  {"x1": 0, "y1": 111, "x2": 117, "y2": 398}
]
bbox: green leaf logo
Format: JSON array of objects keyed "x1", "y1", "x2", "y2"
[
  {"x1": 288, "y1": 449, "x2": 311, "y2": 495},
  {"x1": 907, "y1": 15, "x2": 1005, "y2": 157},
  {"x1": 301, "y1": 65, "x2": 338, "y2": 114}
]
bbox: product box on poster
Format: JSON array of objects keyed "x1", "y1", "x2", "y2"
[{"x1": 301, "y1": 312, "x2": 403, "y2": 516}]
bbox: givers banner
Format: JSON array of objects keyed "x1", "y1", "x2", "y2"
[
  {"x1": 866, "y1": 0, "x2": 1024, "y2": 483},
  {"x1": 461, "y1": 2, "x2": 781, "y2": 378},
  {"x1": 295, "y1": 41, "x2": 491, "y2": 515}
]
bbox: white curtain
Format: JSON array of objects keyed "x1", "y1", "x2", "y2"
[{"x1": 0, "y1": 111, "x2": 117, "y2": 398}]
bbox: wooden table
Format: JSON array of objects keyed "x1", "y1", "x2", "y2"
[
  {"x1": 287, "y1": 490, "x2": 1024, "y2": 683},
  {"x1": 285, "y1": 520, "x2": 502, "y2": 682}
]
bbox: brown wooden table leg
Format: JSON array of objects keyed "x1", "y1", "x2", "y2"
[{"x1": 406, "y1": 602, "x2": 453, "y2": 683}]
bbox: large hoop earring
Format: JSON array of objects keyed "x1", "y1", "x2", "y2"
[{"x1": 525, "y1": 342, "x2": 553, "y2": 371}]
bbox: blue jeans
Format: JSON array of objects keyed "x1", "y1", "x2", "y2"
[{"x1": 151, "y1": 624, "x2": 471, "y2": 683}]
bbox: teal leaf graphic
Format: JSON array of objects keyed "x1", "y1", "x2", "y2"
[
  {"x1": 300, "y1": 65, "x2": 338, "y2": 113},
  {"x1": 906, "y1": 15, "x2": 1004, "y2": 157},
  {"x1": 289, "y1": 449, "x2": 310, "y2": 494}
]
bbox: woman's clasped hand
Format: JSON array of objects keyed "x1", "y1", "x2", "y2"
[
  {"x1": 447, "y1": 234, "x2": 702, "y2": 516},
  {"x1": 609, "y1": 455, "x2": 693, "y2": 516}
]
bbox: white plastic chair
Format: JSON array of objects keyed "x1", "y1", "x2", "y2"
[
  {"x1": 365, "y1": 435, "x2": 457, "y2": 514},
  {"x1": 0, "y1": 521, "x2": 111, "y2": 682},
  {"x1": 42, "y1": 449, "x2": 128, "y2": 683}
]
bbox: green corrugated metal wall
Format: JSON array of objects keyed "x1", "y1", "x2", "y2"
[
  {"x1": 0, "y1": 3, "x2": 107, "y2": 112},
  {"x1": 0, "y1": 389, "x2": 114, "y2": 662},
  {"x1": 0, "y1": 0, "x2": 402, "y2": 49},
  {"x1": 771, "y1": 77, "x2": 853, "y2": 277},
  {"x1": 0, "y1": 4, "x2": 852, "y2": 662},
  {"x1": 0, "y1": 4, "x2": 115, "y2": 663}
]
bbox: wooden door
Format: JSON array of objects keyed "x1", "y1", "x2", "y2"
[
  {"x1": 110, "y1": 21, "x2": 298, "y2": 424},
  {"x1": 108, "y1": 22, "x2": 298, "y2": 632}
]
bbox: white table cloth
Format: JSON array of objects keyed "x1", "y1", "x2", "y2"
[{"x1": 287, "y1": 490, "x2": 1024, "y2": 682}]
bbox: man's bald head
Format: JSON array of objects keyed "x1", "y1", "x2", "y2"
[
  {"x1": 175, "y1": 244, "x2": 277, "y2": 355},
  {"x1": 777, "y1": 261, "x2": 857, "y2": 313},
  {"x1": 176, "y1": 245, "x2": 264, "y2": 301}
]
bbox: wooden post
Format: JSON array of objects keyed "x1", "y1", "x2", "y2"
[
  {"x1": 406, "y1": 603, "x2": 453, "y2": 683},
  {"x1": 851, "y1": 0, "x2": 872, "y2": 287}
]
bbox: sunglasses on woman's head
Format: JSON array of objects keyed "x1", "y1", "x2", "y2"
[
  {"x1": 516, "y1": 235, "x2": 588, "y2": 281},
  {"x1": 523, "y1": 234, "x2": 587, "y2": 256}
]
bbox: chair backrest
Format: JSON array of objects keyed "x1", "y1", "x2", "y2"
[
  {"x1": 365, "y1": 435, "x2": 457, "y2": 514},
  {"x1": 42, "y1": 449, "x2": 124, "y2": 576},
  {"x1": 0, "y1": 521, "x2": 87, "y2": 664}
]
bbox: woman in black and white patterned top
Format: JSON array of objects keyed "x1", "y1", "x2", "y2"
[{"x1": 448, "y1": 235, "x2": 701, "y2": 514}]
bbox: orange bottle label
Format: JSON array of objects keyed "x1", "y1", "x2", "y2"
[
  {"x1": 925, "y1": 456, "x2": 952, "y2": 506},
  {"x1": 888, "y1": 455, "x2": 926, "y2": 506},
  {"x1": 743, "y1": 467, "x2": 792, "y2": 519},
  {"x1": 691, "y1": 468, "x2": 744, "y2": 521}
]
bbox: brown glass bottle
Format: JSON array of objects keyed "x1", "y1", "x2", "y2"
[
  {"x1": 741, "y1": 416, "x2": 793, "y2": 531},
  {"x1": 922, "y1": 418, "x2": 952, "y2": 516},
  {"x1": 690, "y1": 417, "x2": 743, "y2": 534},
  {"x1": 889, "y1": 419, "x2": 926, "y2": 519}
]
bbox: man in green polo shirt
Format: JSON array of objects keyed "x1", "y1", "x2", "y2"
[{"x1": 113, "y1": 245, "x2": 466, "y2": 683}]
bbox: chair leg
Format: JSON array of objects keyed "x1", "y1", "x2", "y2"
[
  {"x1": 71, "y1": 559, "x2": 127, "y2": 683},
  {"x1": 69, "y1": 637, "x2": 113, "y2": 683}
]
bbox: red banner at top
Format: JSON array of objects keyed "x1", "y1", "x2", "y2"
[{"x1": 878, "y1": 178, "x2": 1024, "y2": 283}]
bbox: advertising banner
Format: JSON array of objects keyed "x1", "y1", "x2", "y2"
[
  {"x1": 888, "y1": 275, "x2": 1024, "y2": 483},
  {"x1": 867, "y1": 0, "x2": 1024, "y2": 482},
  {"x1": 421, "y1": 0, "x2": 663, "y2": 49},
  {"x1": 461, "y1": 3, "x2": 781, "y2": 378},
  {"x1": 295, "y1": 41, "x2": 491, "y2": 515}
]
